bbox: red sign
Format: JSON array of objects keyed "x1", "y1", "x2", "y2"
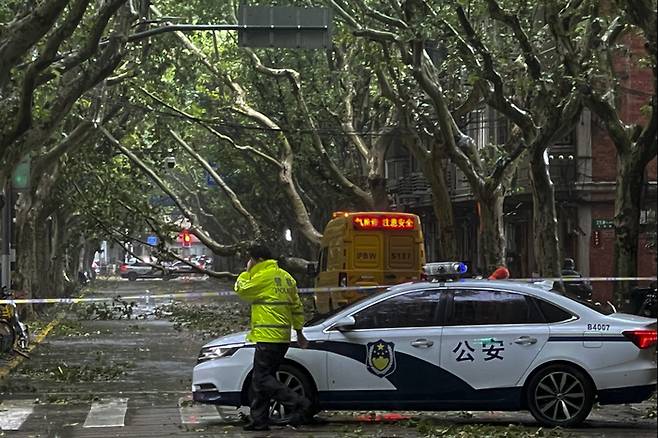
[
  {"x1": 353, "y1": 215, "x2": 415, "y2": 230},
  {"x1": 591, "y1": 230, "x2": 601, "y2": 248}
]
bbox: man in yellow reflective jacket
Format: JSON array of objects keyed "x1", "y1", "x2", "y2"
[{"x1": 235, "y1": 244, "x2": 311, "y2": 431}]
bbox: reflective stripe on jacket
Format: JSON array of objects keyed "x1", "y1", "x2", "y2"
[{"x1": 234, "y1": 259, "x2": 304, "y2": 343}]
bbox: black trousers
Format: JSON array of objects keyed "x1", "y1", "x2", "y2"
[{"x1": 249, "y1": 342, "x2": 309, "y2": 426}]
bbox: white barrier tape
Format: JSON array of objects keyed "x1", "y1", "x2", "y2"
[
  {"x1": 0, "y1": 285, "x2": 390, "y2": 305},
  {"x1": 510, "y1": 276, "x2": 657, "y2": 283},
  {"x1": 0, "y1": 277, "x2": 654, "y2": 305},
  {"x1": 0, "y1": 291, "x2": 233, "y2": 305}
]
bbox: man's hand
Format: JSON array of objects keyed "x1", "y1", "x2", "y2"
[
  {"x1": 246, "y1": 258, "x2": 254, "y2": 271},
  {"x1": 296, "y1": 330, "x2": 309, "y2": 349}
]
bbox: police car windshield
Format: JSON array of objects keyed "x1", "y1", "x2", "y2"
[{"x1": 305, "y1": 293, "x2": 377, "y2": 326}]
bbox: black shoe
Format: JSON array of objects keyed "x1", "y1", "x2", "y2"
[
  {"x1": 288, "y1": 412, "x2": 326, "y2": 427},
  {"x1": 243, "y1": 423, "x2": 270, "y2": 431},
  {"x1": 304, "y1": 415, "x2": 328, "y2": 425},
  {"x1": 287, "y1": 414, "x2": 304, "y2": 427}
]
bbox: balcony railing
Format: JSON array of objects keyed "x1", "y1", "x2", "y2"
[
  {"x1": 386, "y1": 152, "x2": 578, "y2": 207},
  {"x1": 387, "y1": 172, "x2": 432, "y2": 207}
]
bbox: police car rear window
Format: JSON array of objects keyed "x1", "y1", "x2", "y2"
[
  {"x1": 532, "y1": 298, "x2": 574, "y2": 322},
  {"x1": 563, "y1": 295, "x2": 615, "y2": 315}
]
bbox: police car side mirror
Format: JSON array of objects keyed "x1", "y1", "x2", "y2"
[{"x1": 332, "y1": 316, "x2": 356, "y2": 332}]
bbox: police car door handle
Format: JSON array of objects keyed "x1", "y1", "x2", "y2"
[
  {"x1": 514, "y1": 336, "x2": 537, "y2": 345},
  {"x1": 411, "y1": 339, "x2": 434, "y2": 348}
]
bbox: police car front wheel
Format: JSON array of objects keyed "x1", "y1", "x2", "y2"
[
  {"x1": 526, "y1": 364, "x2": 594, "y2": 427},
  {"x1": 263, "y1": 363, "x2": 317, "y2": 425}
]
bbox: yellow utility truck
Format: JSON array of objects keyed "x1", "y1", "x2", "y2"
[{"x1": 313, "y1": 211, "x2": 425, "y2": 313}]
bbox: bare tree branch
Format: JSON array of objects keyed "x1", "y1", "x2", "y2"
[
  {"x1": 0, "y1": 0, "x2": 70, "y2": 86},
  {"x1": 353, "y1": 0, "x2": 408, "y2": 29},
  {"x1": 486, "y1": 0, "x2": 541, "y2": 81},
  {"x1": 325, "y1": 0, "x2": 400, "y2": 42},
  {"x1": 455, "y1": 5, "x2": 536, "y2": 135},
  {"x1": 99, "y1": 125, "x2": 244, "y2": 256},
  {"x1": 246, "y1": 46, "x2": 374, "y2": 208},
  {"x1": 585, "y1": 91, "x2": 633, "y2": 154},
  {"x1": 169, "y1": 129, "x2": 262, "y2": 239},
  {"x1": 12, "y1": 0, "x2": 91, "y2": 142},
  {"x1": 35, "y1": 0, "x2": 129, "y2": 87},
  {"x1": 617, "y1": 0, "x2": 657, "y2": 57},
  {"x1": 136, "y1": 86, "x2": 282, "y2": 168}
]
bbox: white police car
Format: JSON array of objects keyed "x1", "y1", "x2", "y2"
[{"x1": 192, "y1": 265, "x2": 657, "y2": 427}]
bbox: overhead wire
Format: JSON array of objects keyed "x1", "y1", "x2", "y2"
[{"x1": 125, "y1": 102, "x2": 516, "y2": 138}]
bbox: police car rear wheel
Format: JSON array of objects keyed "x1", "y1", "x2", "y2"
[
  {"x1": 268, "y1": 364, "x2": 315, "y2": 425},
  {"x1": 527, "y1": 364, "x2": 594, "y2": 427}
]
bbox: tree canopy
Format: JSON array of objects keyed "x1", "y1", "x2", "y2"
[{"x1": 0, "y1": 0, "x2": 655, "y2": 303}]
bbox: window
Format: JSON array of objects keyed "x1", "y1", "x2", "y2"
[
  {"x1": 447, "y1": 289, "x2": 544, "y2": 326},
  {"x1": 533, "y1": 298, "x2": 573, "y2": 323},
  {"x1": 352, "y1": 290, "x2": 443, "y2": 329}
]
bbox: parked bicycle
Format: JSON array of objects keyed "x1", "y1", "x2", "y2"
[{"x1": 0, "y1": 286, "x2": 29, "y2": 357}]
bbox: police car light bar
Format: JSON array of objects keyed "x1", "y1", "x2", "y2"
[{"x1": 423, "y1": 262, "x2": 468, "y2": 278}]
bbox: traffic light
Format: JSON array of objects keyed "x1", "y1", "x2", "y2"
[
  {"x1": 12, "y1": 155, "x2": 31, "y2": 191},
  {"x1": 181, "y1": 229, "x2": 192, "y2": 247}
]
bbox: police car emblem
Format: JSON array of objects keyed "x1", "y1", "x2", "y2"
[{"x1": 366, "y1": 340, "x2": 396, "y2": 378}]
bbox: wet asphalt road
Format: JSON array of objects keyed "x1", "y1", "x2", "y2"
[{"x1": 0, "y1": 278, "x2": 656, "y2": 437}]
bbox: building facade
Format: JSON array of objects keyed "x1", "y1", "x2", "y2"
[{"x1": 386, "y1": 103, "x2": 656, "y2": 302}]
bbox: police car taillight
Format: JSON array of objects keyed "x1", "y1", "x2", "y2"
[
  {"x1": 423, "y1": 262, "x2": 468, "y2": 279},
  {"x1": 622, "y1": 330, "x2": 657, "y2": 349}
]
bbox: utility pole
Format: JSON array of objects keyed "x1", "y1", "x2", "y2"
[
  {"x1": 2, "y1": 155, "x2": 30, "y2": 290},
  {"x1": 1, "y1": 181, "x2": 11, "y2": 290}
]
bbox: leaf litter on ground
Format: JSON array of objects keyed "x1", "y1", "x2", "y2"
[{"x1": 154, "y1": 301, "x2": 251, "y2": 339}]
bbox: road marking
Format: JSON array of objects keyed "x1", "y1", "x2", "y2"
[
  {"x1": 83, "y1": 398, "x2": 128, "y2": 428},
  {"x1": 0, "y1": 399, "x2": 34, "y2": 430},
  {"x1": 178, "y1": 395, "x2": 226, "y2": 424}
]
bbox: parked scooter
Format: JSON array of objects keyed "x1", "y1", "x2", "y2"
[{"x1": 0, "y1": 286, "x2": 29, "y2": 357}]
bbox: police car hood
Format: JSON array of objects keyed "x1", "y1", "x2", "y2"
[{"x1": 203, "y1": 331, "x2": 250, "y2": 349}]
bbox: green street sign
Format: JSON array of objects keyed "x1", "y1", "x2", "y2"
[
  {"x1": 592, "y1": 219, "x2": 614, "y2": 230},
  {"x1": 12, "y1": 155, "x2": 31, "y2": 191}
]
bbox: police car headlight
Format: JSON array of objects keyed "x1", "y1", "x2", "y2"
[{"x1": 197, "y1": 343, "x2": 244, "y2": 363}]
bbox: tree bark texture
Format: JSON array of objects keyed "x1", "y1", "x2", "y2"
[
  {"x1": 400, "y1": 132, "x2": 458, "y2": 260},
  {"x1": 49, "y1": 209, "x2": 70, "y2": 297},
  {"x1": 613, "y1": 150, "x2": 645, "y2": 306},
  {"x1": 477, "y1": 192, "x2": 506, "y2": 273},
  {"x1": 368, "y1": 176, "x2": 390, "y2": 211},
  {"x1": 15, "y1": 211, "x2": 36, "y2": 298},
  {"x1": 424, "y1": 157, "x2": 458, "y2": 260},
  {"x1": 529, "y1": 152, "x2": 562, "y2": 277},
  {"x1": 33, "y1": 217, "x2": 51, "y2": 299}
]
